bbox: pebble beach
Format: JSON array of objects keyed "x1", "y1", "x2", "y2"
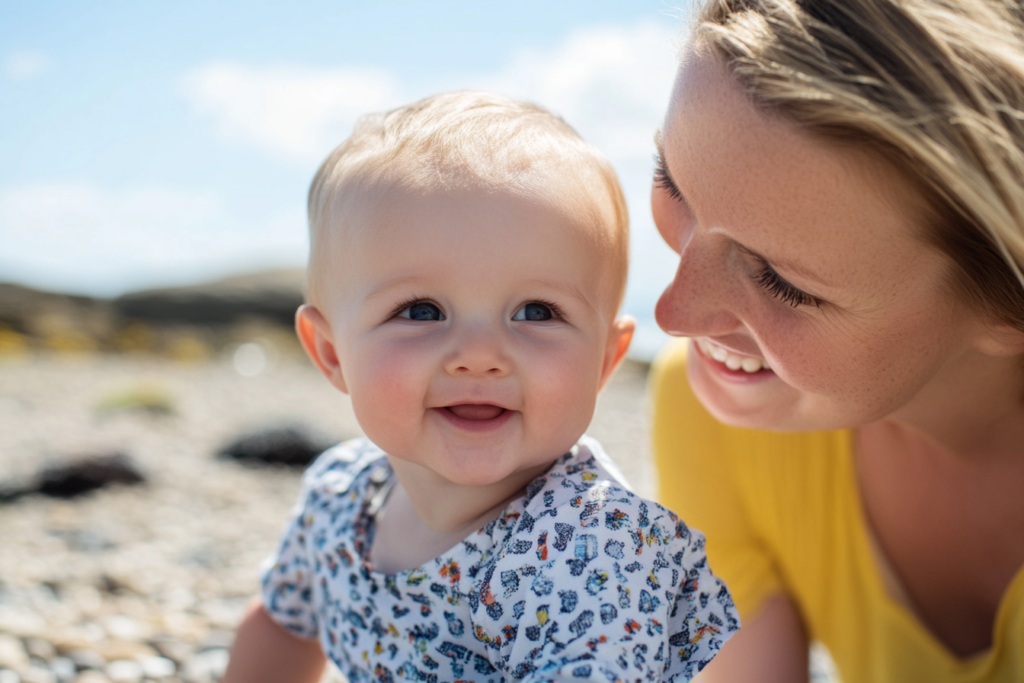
[{"x1": 0, "y1": 348, "x2": 653, "y2": 683}]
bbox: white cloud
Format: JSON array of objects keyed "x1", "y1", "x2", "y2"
[
  {"x1": 4, "y1": 51, "x2": 51, "y2": 81},
  {"x1": 180, "y1": 63, "x2": 402, "y2": 163},
  {"x1": 178, "y1": 18, "x2": 683, "y2": 169},
  {"x1": 0, "y1": 183, "x2": 306, "y2": 296},
  {"x1": 483, "y1": 19, "x2": 684, "y2": 160}
]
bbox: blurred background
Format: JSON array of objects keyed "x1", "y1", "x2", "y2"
[
  {"x1": 0, "y1": 3, "x2": 698, "y2": 683},
  {"x1": 2, "y1": 0, "x2": 689, "y2": 361}
]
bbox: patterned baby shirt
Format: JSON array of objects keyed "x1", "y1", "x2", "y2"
[{"x1": 262, "y1": 436, "x2": 738, "y2": 682}]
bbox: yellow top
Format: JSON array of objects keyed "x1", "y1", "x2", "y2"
[{"x1": 650, "y1": 340, "x2": 1024, "y2": 683}]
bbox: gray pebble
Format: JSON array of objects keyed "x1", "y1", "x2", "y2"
[
  {"x1": 67, "y1": 651, "x2": 105, "y2": 673},
  {"x1": 0, "y1": 668, "x2": 20, "y2": 683},
  {"x1": 49, "y1": 658, "x2": 76, "y2": 683}
]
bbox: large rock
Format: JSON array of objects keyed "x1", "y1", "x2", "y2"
[
  {"x1": 0, "y1": 453, "x2": 146, "y2": 502},
  {"x1": 38, "y1": 453, "x2": 146, "y2": 498},
  {"x1": 217, "y1": 425, "x2": 330, "y2": 467}
]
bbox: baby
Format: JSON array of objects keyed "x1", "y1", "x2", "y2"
[{"x1": 224, "y1": 91, "x2": 737, "y2": 683}]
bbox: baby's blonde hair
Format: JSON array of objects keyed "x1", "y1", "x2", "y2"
[
  {"x1": 695, "y1": 0, "x2": 1024, "y2": 331},
  {"x1": 306, "y1": 90, "x2": 629, "y2": 310}
]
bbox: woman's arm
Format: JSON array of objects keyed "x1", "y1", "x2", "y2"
[
  {"x1": 222, "y1": 598, "x2": 327, "y2": 683},
  {"x1": 696, "y1": 595, "x2": 808, "y2": 683}
]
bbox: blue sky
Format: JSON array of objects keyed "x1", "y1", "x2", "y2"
[{"x1": 2, "y1": 0, "x2": 691, "y2": 356}]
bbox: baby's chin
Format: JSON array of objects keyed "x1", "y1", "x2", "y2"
[
  {"x1": 430, "y1": 454, "x2": 554, "y2": 490},
  {"x1": 382, "y1": 444, "x2": 553, "y2": 490}
]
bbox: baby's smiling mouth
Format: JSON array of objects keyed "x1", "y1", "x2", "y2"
[{"x1": 445, "y1": 404, "x2": 507, "y2": 420}]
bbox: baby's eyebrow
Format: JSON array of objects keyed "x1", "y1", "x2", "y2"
[
  {"x1": 364, "y1": 276, "x2": 436, "y2": 301},
  {"x1": 527, "y1": 278, "x2": 598, "y2": 314}
]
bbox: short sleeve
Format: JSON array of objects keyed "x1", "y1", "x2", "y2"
[
  {"x1": 260, "y1": 466, "x2": 325, "y2": 639},
  {"x1": 260, "y1": 440, "x2": 378, "y2": 642},
  {"x1": 470, "y1": 489, "x2": 739, "y2": 682},
  {"x1": 649, "y1": 339, "x2": 784, "y2": 622}
]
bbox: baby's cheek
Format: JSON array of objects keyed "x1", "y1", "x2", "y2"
[
  {"x1": 526, "y1": 349, "x2": 601, "y2": 442},
  {"x1": 347, "y1": 346, "x2": 428, "y2": 444}
]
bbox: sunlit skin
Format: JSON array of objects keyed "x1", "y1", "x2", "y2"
[
  {"x1": 653, "y1": 53, "x2": 1019, "y2": 438},
  {"x1": 296, "y1": 182, "x2": 633, "y2": 570},
  {"x1": 653, "y1": 51, "x2": 1024, "y2": 664}
]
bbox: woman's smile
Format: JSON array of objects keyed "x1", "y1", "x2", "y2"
[{"x1": 693, "y1": 337, "x2": 772, "y2": 373}]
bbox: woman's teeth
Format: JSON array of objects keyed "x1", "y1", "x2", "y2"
[{"x1": 696, "y1": 338, "x2": 770, "y2": 373}]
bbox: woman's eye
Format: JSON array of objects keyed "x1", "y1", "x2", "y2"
[
  {"x1": 512, "y1": 302, "x2": 554, "y2": 321},
  {"x1": 399, "y1": 302, "x2": 445, "y2": 321},
  {"x1": 755, "y1": 261, "x2": 820, "y2": 308},
  {"x1": 653, "y1": 153, "x2": 684, "y2": 202}
]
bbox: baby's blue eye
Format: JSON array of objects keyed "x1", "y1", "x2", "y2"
[
  {"x1": 400, "y1": 302, "x2": 445, "y2": 321},
  {"x1": 512, "y1": 302, "x2": 554, "y2": 321}
]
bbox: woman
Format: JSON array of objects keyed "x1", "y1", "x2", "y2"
[{"x1": 649, "y1": 1, "x2": 1024, "y2": 681}]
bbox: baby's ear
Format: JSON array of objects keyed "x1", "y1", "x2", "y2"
[
  {"x1": 295, "y1": 304, "x2": 349, "y2": 393},
  {"x1": 599, "y1": 315, "x2": 636, "y2": 391}
]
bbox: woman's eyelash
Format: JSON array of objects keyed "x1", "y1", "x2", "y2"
[
  {"x1": 653, "y1": 154, "x2": 684, "y2": 202},
  {"x1": 652, "y1": 153, "x2": 816, "y2": 309},
  {"x1": 652, "y1": 152, "x2": 818, "y2": 310},
  {"x1": 755, "y1": 260, "x2": 820, "y2": 308}
]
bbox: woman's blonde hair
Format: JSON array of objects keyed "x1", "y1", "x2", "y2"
[{"x1": 695, "y1": 0, "x2": 1024, "y2": 330}]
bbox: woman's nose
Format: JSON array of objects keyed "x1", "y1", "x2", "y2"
[
  {"x1": 442, "y1": 322, "x2": 513, "y2": 377},
  {"x1": 655, "y1": 236, "x2": 741, "y2": 338}
]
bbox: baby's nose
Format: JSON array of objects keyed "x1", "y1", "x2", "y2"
[{"x1": 443, "y1": 325, "x2": 513, "y2": 377}]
